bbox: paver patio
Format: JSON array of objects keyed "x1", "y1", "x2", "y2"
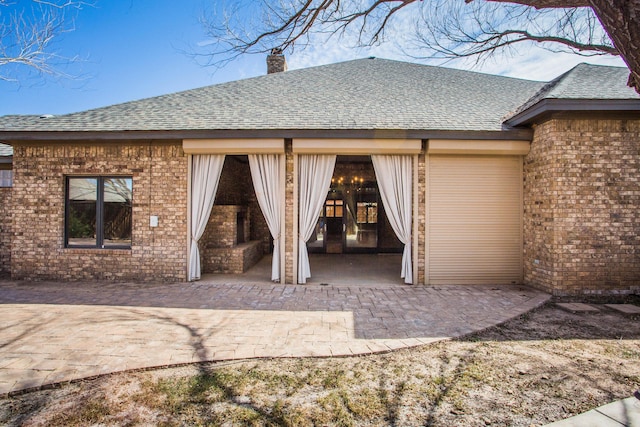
[{"x1": 0, "y1": 273, "x2": 550, "y2": 396}]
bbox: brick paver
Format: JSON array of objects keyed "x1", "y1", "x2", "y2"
[
  {"x1": 0, "y1": 280, "x2": 549, "y2": 395},
  {"x1": 604, "y1": 304, "x2": 640, "y2": 316},
  {"x1": 555, "y1": 302, "x2": 601, "y2": 313}
]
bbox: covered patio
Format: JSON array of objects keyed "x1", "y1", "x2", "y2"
[{"x1": 200, "y1": 254, "x2": 406, "y2": 286}]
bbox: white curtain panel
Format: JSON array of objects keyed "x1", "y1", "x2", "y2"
[
  {"x1": 298, "y1": 154, "x2": 336, "y2": 284},
  {"x1": 249, "y1": 154, "x2": 283, "y2": 282},
  {"x1": 189, "y1": 154, "x2": 225, "y2": 281},
  {"x1": 372, "y1": 155, "x2": 413, "y2": 284}
]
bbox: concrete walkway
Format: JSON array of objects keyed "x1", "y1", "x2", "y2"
[
  {"x1": 544, "y1": 394, "x2": 640, "y2": 427},
  {"x1": 0, "y1": 276, "x2": 549, "y2": 396}
]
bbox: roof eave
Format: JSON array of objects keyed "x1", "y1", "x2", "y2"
[
  {"x1": 504, "y1": 99, "x2": 640, "y2": 127},
  {"x1": 0, "y1": 128, "x2": 534, "y2": 142}
]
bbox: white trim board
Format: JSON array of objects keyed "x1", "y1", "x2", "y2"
[
  {"x1": 427, "y1": 139, "x2": 530, "y2": 155},
  {"x1": 293, "y1": 138, "x2": 422, "y2": 154},
  {"x1": 183, "y1": 139, "x2": 285, "y2": 154}
]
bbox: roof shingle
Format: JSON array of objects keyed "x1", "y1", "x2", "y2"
[
  {"x1": 1, "y1": 59, "x2": 636, "y2": 136},
  {"x1": 0, "y1": 58, "x2": 545, "y2": 134},
  {"x1": 509, "y1": 63, "x2": 639, "y2": 119}
]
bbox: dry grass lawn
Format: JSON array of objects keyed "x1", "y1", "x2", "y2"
[{"x1": 1, "y1": 299, "x2": 639, "y2": 426}]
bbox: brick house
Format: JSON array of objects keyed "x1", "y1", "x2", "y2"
[{"x1": 0, "y1": 56, "x2": 638, "y2": 295}]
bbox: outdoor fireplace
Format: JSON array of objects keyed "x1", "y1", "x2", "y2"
[{"x1": 200, "y1": 205, "x2": 262, "y2": 274}]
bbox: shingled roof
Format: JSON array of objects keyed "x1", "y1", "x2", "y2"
[
  {"x1": 2, "y1": 59, "x2": 637, "y2": 139},
  {"x1": 505, "y1": 63, "x2": 640, "y2": 126},
  {"x1": 0, "y1": 58, "x2": 544, "y2": 136}
]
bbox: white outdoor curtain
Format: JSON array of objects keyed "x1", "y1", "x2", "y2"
[
  {"x1": 189, "y1": 154, "x2": 225, "y2": 281},
  {"x1": 298, "y1": 154, "x2": 336, "y2": 284},
  {"x1": 249, "y1": 154, "x2": 283, "y2": 282},
  {"x1": 372, "y1": 155, "x2": 413, "y2": 284}
]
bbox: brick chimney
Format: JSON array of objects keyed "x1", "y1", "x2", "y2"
[{"x1": 267, "y1": 48, "x2": 287, "y2": 74}]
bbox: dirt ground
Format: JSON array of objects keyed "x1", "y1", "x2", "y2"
[{"x1": 1, "y1": 298, "x2": 639, "y2": 427}]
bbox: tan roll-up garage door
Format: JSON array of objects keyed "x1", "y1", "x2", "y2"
[{"x1": 427, "y1": 155, "x2": 523, "y2": 285}]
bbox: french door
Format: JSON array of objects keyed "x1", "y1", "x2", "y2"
[{"x1": 307, "y1": 185, "x2": 379, "y2": 254}]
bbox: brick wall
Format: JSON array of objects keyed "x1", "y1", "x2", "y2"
[
  {"x1": 216, "y1": 156, "x2": 252, "y2": 205},
  {"x1": 417, "y1": 149, "x2": 426, "y2": 285},
  {"x1": 198, "y1": 155, "x2": 275, "y2": 276},
  {"x1": 201, "y1": 205, "x2": 259, "y2": 274},
  {"x1": 524, "y1": 118, "x2": 640, "y2": 295},
  {"x1": 214, "y1": 156, "x2": 270, "y2": 253},
  {"x1": 10, "y1": 141, "x2": 188, "y2": 282},
  {"x1": 202, "y1": 242, "x2": 263, "y2": 274},
  {"x1": 285, "y1": 141, "x2": 294, "y2": 283},
  {"x1": 202, "y1": 205, "x2": 249, "y2": 249},
  {"x1": 0, "y1": 187, "x2": 11, "y2": 275}
]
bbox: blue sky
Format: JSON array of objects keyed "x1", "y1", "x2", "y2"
[{"x1": 0, "y1": 1, "x2": 626, "y2": 116}]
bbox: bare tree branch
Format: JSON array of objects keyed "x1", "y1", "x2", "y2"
[
  {"x1": 196, "y1": 0, "x2": 421, "y2": 62},
  {"x1": 411, "y1": 0, "x2": 615, "y2": 62},
  {"x1": 201, "y1": 1, "x2": 616, "y2": 57},
  {"x1": 198, "y1": 0, "x2": 640, "y2": 93},
  {"x1": 478, "y1": 0, "x2": 591, "y2": 8},
  {"x1": 500, "y1": 29, "x2": 616, "y2": 53},
  {"x1": 0, "y1": 0, "x2": 89, "y2": 82},
  {"x1": 332, "y1": 0, "x2": 417, "y2": 44}
]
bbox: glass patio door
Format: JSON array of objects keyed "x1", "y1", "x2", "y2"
[
  {"x1": 344, "y1": 184, "x2": 378, "y2": 252},
  {"x1": 307, "y1": 183, "x2": 379, "y2": 254}
]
